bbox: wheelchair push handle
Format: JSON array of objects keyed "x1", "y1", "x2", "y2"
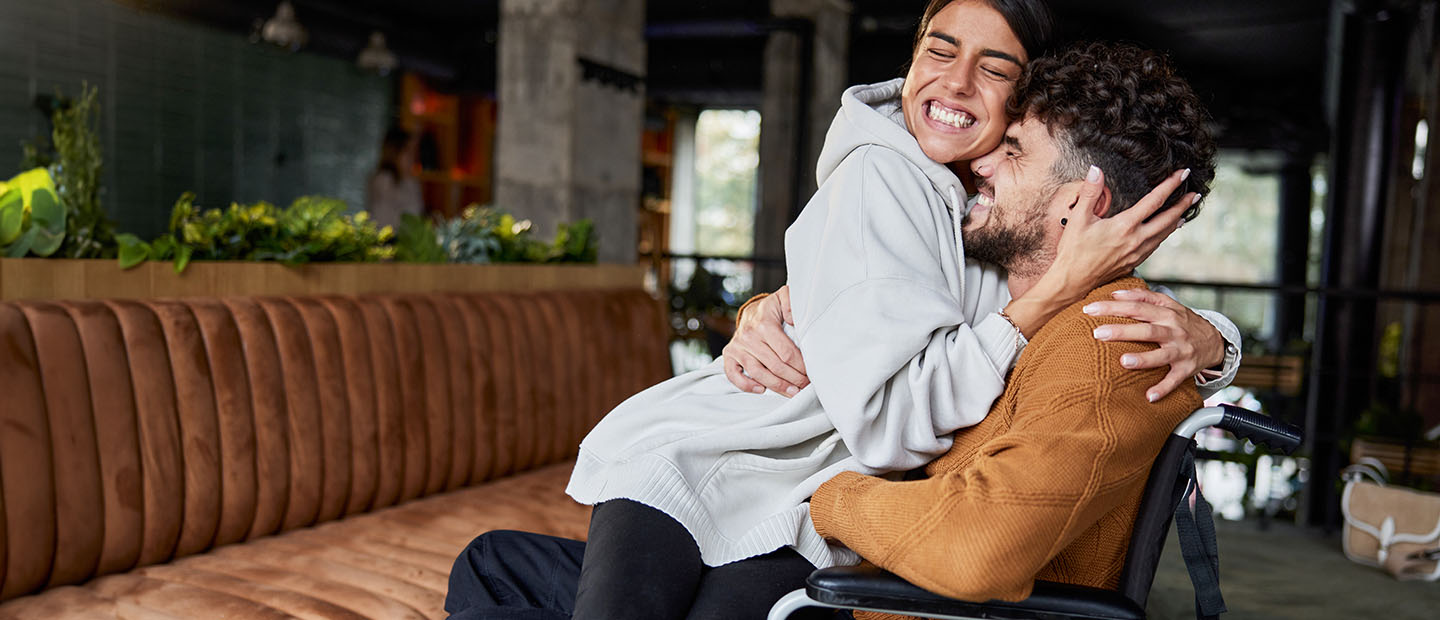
[{"x1": 1216, "y1": 403, "x2": 1302, "y2": 455}]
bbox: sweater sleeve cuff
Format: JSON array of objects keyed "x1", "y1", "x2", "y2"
[
  {"x1": 810, "y1": 471, "x2": 879, "y2": 540},
  {"x1": 973, "y1": 312, "x2": 1028, "y2": 375},
  {"x1": 1192, "y1": 309, "x2": 1243, "y2": 398},
  {"x1": 736, "y1": 292, "x2": 770, "y2": 322}
]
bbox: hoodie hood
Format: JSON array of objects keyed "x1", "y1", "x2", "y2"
[{"x1": 815, "y1": 78, "x2": 971, "y2": 215}]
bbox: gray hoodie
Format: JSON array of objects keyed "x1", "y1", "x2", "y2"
[
  {"x1": 568, "y1": 78, "x2": 1023, "y2": 570},
  {"x1": 568, "y1": 78, "x2": 1241, "y2": 570}
]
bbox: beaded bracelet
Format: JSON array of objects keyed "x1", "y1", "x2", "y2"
[{"x1": 997, "y1": 308, "x2": 1024, "y2": 358}]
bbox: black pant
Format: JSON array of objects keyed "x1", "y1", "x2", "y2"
[{"x1": 445, "y1": 499, "x2": 841, "y2": 619}]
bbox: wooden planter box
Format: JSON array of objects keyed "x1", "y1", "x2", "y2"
[
  {"x1": 0, "y1": 258, "x2": 647, "y2": 301},
  {"x1": 1352, "y1": 437, "x2": 1440, "y2": 481}
]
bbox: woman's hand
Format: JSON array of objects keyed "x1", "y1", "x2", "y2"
[
  {"x1": 1049, "y1": 166, "x2": 1198, "y2": 296},
  {"x1": 1083, "y1": 288, "x2": 1226, "y2": 402},
  {"x1": 1004, "y1": 167, "x2": 1199, "y2": 338},
  {"x1": 722, "y1": 285, "x2": 810, "y2": 396}
]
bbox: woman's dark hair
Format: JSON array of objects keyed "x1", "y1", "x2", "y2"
[
  {"x1": 911, "y1": 0, "x2": 1056, "y2": 62},
  {"x1": 1008, "y1": 41, "x2": 1217, "y2": 222},
  {"x1": 377, "y1": 126, "x2": 412, "y2": 178}
]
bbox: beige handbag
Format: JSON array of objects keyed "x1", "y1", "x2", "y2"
[{"x1": 1341, "y1": 458, "x2": 1440, "y2": 581}]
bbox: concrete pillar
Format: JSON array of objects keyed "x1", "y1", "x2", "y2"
[
  {"x1": 754, "y1": 0, "x2": 851, "y2": 292},
  {"x1": 496, "y1": 0, "x2": 645, "y2": 263}
]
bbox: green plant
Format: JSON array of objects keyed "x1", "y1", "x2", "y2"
[
  {"x1": 482, "y1": 208, "x2": 597, "y2": 263},
  {"x1": 487, "y1": 211, "x2": 545, "y2": 262},
  {"x1": 0, "y1": 168, "x2": 66, "y2": 257},
  {"x1": 435, "y1": 206, "x2": 502, "y2": 263},
  {"x1": 552, "y1": 218, "x2": 597, "y2": 263},
  {"x1": 117, "y1": 193, "x2": 394, "y2": 273},
  {"x1": 396, "y1": 213, "x2": 447, "y2": 263},
  {"x1": 424, "y1": 205, "x2": 596, "y2": 264},
  {"x1": 25, "y1": 84, "x2": 114, "y2": 258}
]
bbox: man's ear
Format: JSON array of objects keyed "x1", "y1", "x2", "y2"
[{"x1": 1093, "y1": 184, "x2": 1114, "y2": 218}]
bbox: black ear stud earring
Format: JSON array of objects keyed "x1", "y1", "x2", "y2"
[{"x1": 1060, "y1": 218, "x2": 1068, "y2": 226}]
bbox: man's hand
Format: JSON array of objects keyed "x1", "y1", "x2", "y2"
[
  {"x1": 1083, "y1": 288, "x2": 1225, "y2": 402},
  {"x1": 722, "y1": 285, "x2": 809, "y2": 396}
]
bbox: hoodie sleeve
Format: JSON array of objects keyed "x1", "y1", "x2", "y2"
[{"x1": 785, "y1": 146, "x2": 1021, "y2": 472}]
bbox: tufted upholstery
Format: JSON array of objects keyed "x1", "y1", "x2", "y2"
[{"x1": 0, "y1": 289, "x2": 669, "y2": 618}]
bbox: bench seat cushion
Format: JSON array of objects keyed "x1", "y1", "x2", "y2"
[
  {"x1": 0, "y1": 461, "x2": 587, "y2": 619},
  {"x1": 0, "y1": 289, "x2": 668, "y2": 610}
]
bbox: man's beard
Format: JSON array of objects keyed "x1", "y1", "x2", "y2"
[{"x1": 963, "y1": 192, "x2": 1050, "y2": 277}]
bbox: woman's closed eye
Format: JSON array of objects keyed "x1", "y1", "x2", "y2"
[
  {"x1": 982, "y1": 66, "x2": 1013, "y2": 80},
  {"x1": 928, "y1": 48, "x2": 956, "y2": 60}
]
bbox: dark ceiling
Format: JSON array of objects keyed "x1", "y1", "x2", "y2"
[{"x1": 118, "y1": 0, "x2": 1332, "y2": 152}]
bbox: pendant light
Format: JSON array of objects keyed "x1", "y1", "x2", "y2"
[
  {"x1": 260, "y1": 1, "x2": 308, "y2": 51},
  {"x1": 357, "y1": 32, "x2": 398, "y2": 75}
]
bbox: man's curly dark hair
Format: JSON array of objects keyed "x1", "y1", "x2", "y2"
[{"x1": 1007, "y1": 41, "x2": 1216, "y2": 221}]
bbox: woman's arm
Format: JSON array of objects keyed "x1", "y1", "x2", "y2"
[
  {"x1": 724, "y1": 167, "x2": 1224, "y2": 402},
  {"x1": 724, "y1": 288, "x2": 1238, "y2": 401},
  {"x1": 722, "y1": 289, "x2": 808, "y2": 396}
]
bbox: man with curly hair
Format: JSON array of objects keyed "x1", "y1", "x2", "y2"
[{"x1": 808, "y1": 40, "x2": 1218, "y2": 607}]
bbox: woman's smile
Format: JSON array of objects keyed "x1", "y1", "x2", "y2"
[{"x1": 924, "y1": 100, "x2": 977, "y2": 129}]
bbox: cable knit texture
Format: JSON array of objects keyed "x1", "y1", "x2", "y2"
[{"x1": 810, "y1": 277, "x2": 1201, "y2": 618}]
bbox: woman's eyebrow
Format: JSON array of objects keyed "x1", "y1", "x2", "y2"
[
  {"x1": 981, "y1": 49, "x2": 1022, "y2": 67},
  {"x1": 925, "y1": 33, "x2": 1022, "y2": 67},
  {"x1": 927, "y1": 32, "x2": 959, "y2": 46}
]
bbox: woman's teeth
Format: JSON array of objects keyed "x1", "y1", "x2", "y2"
[{"x1": 928, "y1": 104, "x2": 976, "y2": 129}]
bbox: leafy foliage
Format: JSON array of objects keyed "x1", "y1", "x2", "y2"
[
  {"x1": 395, "y1": 213, "x2": 447, "y2": 263},
  {"x1": 0, "y1": 168, "x2": 66, "y2": 258},
  {"x1": 396, "y1": 205, "x2": 597, "y2": 264},
  {"x1": 435, "y1": 206, "x2": 503, "y2": 263},
  {"x1": 551, "y1": 218, "x2": 597, "y2": 263},
  {"x1": 117, "y1": 193, "x2": 395, "y2": 273},
  {"x1": 25, "y1": 84, "x2": 115, "y2": 258},
  {"x1": 484, "y1": 208, "x2": 597, "y2": 263}
]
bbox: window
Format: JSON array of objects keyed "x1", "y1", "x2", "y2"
[
  {"x1": 1138, "y1": 153, "x2": 1282, "y2": 344},
  {"x1": 693, "y1": 109, "x2": 761, "y2": 257},
  {"x1": 667, "y1": 109, "x2": 762, "y2": 373}
]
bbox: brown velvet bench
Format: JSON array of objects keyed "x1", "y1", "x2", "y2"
[{"x1": 0, "y1": 289, "x2": 670, "y2": 619}]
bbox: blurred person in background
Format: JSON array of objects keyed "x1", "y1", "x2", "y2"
[{"x1": 366, "y1": 125, "x2": 423, "y2": 228}]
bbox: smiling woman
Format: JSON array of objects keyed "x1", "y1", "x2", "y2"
[
  {"x1": 446, "y1": 3, "x2": 1247, "y2": 619},
  {"x1": 902, "y1": 0, "x2": 1029, "y2": 167}
]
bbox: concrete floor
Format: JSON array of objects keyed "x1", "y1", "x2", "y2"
[{"x1": 1146, "y1": 518, "x2": 1440, "y2": 619}]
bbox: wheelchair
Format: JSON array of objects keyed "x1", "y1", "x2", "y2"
[{"x1": 768, "y1": 404, "x2": 1304, "y2": 620}]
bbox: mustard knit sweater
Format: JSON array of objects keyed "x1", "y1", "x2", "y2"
[{"x1": 810, "y1": 277, "x2": 1201, "y2": 614}]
